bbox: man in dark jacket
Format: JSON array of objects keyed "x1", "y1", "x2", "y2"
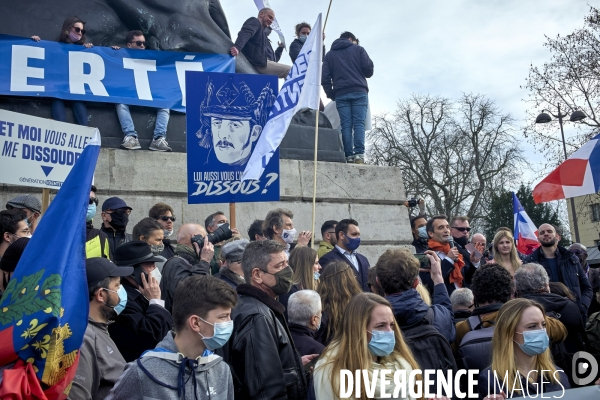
[
  {"x1": 376, "y1": 248, "x2": 455, "y2": 343},
  {"x1": 160, "y1": 223, "x2": 213, "y2": 312},
  {"x1": 101, "y1": 197, "x2": 133, "y2": 260},
  {"x1": 523, "y1": 223, "x2": 593, "y2": 321},
  {"x1": 287, "y1": 290, "x2": 325, "y2": 356},
  {"x1": 148, "y1": 202, "x2": 177, "y2": 259},
  {"x1": 214, "y1": 239, "x2": 247, "y2": 288},
  {"x1": 450, "y1": 216, "x2": 482, "y2": 287},
  {"x1": 230, "y1": 8, "x2": 290, "y2": 78},
  {"x1": 515, "y1": 262, "x2": 586, "y2": 355},
  {"x1": 109, "y1": 241, "x2": 173, "y2": 362},
  {"x1": 410, "y1": 214, "x2": 429, "y2": 254},
  {"x1": 319, "y1": 218, "x2": 370, "y2": 291},
  {"x1": 321, "y1": 31, "x2": 374, "y2": 164},
  {"x1": 224, "y1": 240, "x2": 313, "y2": 399}
]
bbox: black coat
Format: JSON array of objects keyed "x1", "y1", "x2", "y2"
[
  {"x1": 420, "y1": 258, "x2": 461, "y2": 296},
  {"x1": 266, "y1": 38, "x2": 283, "y2": 62},
  {"x1": 455, "y1": 242, "x2": 477, "y2": 287},
  {"x1": 100, "y1": 225, "x2": 132, "y2": 261},
  {"x1": 520, "y1": 292, "x2": 586, "y2": 354},
  {"x1": 288, "y1": 323, "x2": 324, "y2": 357},
  {"x1": 160, "y1": 249, "x2": 210, "y2": 313},
  {"x1": 234, "y1": 17, "x2": 268, "y2": 67},
  {"x1": 411, "y1": 237, "x2": 428, "y2": 254},
  {"x1": 289, "y1": 38, "x2": 303, "y2": 64},
  {"x1": 524, "y1": 246, "x2": 593, "y2": 320},
  {"x1": 278, "y1": 284, "x2": 300, "y2": 321},
  {"x1": 160, "y1": 238, "x2": 176, "y2": 259},
  {"x1": 321, "y1": 38, "x2": 373, "y2": 100},
  {"x1": 224, "y1": 284, "x2": 307, "y2": 400},
  {"x1": 319, "y1": 247, "x2": 371, "y2": 291},
  {"x1": 107, "y1": 278, "x2": 173, "y2": 362}
]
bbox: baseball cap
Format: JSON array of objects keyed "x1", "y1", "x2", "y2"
[
  {"x1": 102, "y1": 197, "x2": 132, "y2": 212},
  {"x1": 86, "y1": 257, "x2": 133, "y2": 288},
  {"x1": 221, "y1": 239, "x2": 249, "y2": 262}
]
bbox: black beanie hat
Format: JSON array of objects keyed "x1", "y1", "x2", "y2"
[{"x1": 0, "y1": 237, "x2": 30, "y2": 273}]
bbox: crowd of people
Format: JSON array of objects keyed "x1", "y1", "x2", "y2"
[{"x1": 1, "y1": 190, "x2": 600, "y2": 400}]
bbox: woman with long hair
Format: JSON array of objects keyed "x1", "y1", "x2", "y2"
[
  {"x1": 31, "y1": 16, "x2": 93, "y2": 126},
  {"x1": 479, "y1": 298, "x2": 570, "y2": 399},
  {"x1": 492, "y1": 230, "x2": 522, "y2": 276},
  {"x1": 313, "y1": 292, "x2": 421, "y2": 399},
  {"x1": 315, "y1": 260, "x2": 362, "y2": 345},
  {"x1": 279, "y1": 246, "x2": 321, "y2": 318}
]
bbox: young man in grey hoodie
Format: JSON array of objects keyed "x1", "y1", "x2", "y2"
[{"x1": 106, "y1": 275, "x2": 238, "y2": 400}]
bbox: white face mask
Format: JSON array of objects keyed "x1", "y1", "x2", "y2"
[
  {"x1": 164, "y1": 229, "x2": 173, "y2": 238},
  {"x1": 150, "y1": 268, "x2": 162, "y2": 284},
  {"x1": 281, "y1": 228, "x2": 297, "y2": 244}
]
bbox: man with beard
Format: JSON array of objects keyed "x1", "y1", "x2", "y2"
[
  {"x1": 449, "y1": 216, "x2": 481, "y2": 286},
  {"x1": 524, "y1": 223, "x2": 593, "y2": 322},
  {"x1": 317, "y1": 220, "x2": 337, "y2": 258},
  {"x1": 70, "y1": 258, "x2": 133, "y2": 399},
  {"x1": 101, "y1": 197, "x2": 133, "y2": 260}
]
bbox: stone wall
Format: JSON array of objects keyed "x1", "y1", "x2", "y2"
[{"x1": 0, "y1": 148, "x2": 413, "y2": 263}]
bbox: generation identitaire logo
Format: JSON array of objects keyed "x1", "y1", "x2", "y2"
[{"x1": 337, "y1": 368, "x2": 570, "y2": 399}]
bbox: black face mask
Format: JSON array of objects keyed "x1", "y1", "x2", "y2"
[
  {"x1": 454, "y1": 236, "x2": 468, "y2": 247},
  {"x1": 109, "y1": 211, "x2": 129, "y2": 231}
]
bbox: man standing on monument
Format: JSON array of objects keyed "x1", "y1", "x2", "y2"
[
  {"x1": 322, "y1": 31, "x2": 374, "y2": 164},
  {"x1": 112, "y1": 30, "x2": 171, "y2": 152},
  {"x1": 230, "y1": 8, "x2": 291, "y2": 78}
]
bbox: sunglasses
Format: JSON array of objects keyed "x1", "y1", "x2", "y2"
[
  {"x1": 129, "y1": 41, "x2": 146, "y2": 47},
  {"x1": 72, "y1": 27, "x2": 86, "y2": 34},
  {"x1": 89, "y1": 197, "x2": 99, "y2": 206},
  {"x1": 158, "y1": 215, "x2": 176, "y2": 222},
  {"x1": 452, "y1": 226, "x2": 471, "y2": 232}
]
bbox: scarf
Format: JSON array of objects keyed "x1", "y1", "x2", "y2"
[
  {"x1": 428, "y1": 239, "x2": 464, "y2": 287},
  {"x1": 175, "y1": 244, "x2": 199, "y2": 263}
]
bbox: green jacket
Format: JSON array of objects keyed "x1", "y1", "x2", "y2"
[{"x1": 317, "y1": 241, "x2": 334, "y2": 259}]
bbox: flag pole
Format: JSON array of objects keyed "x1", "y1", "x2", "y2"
[
  {"x1": 310, "y1": 110, "x2": 320, "y2": 248},
  {"x1": 324, "y1": 0, "x2": 333, "y2": 31}
]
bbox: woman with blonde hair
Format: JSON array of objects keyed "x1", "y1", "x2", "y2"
[
  {"x1": 479, "y1": 298, "x2": 570, "y2": 399},
  {"x1": 279, "y1": 246, "x2": 321, "y2": 318},
  {"x1": 313, "y1": 292, "x2": 421, "y2": 399},
  {"x1": 316, "y1": 260, "x2": 362, "y2": 345},
  {"x1": 492, "y1": 230, "x2": 522, "y2": 276}
]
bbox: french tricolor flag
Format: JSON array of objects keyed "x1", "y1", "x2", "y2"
[
  {"x1": 513, "y1": 193, "x2": 540, "y2": 255},
  {"x1": 533, "y1": 133, "x2": 600, "y2": 203}
]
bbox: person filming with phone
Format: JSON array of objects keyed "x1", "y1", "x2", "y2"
[
  {"x1": 160, "y1": 223, "x2": 216, "y2": 312},
  {"x1": 108, "y1": 241, "x2": 173, "y2": 362}
]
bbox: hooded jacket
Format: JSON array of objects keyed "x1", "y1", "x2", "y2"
[
  {"x1": 524, "y1": 246, "x2": 593, "y2": 320},
  {"x1": 321, "y1": 38, "x2": 374, "y2": 100},
  {"x1": 106, "y1": 332, "x2": 234, "y2": 400},
  {"x1": 386, "y1": 283, "x2": 456, "y2": 343}
]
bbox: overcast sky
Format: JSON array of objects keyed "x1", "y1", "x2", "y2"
[{"x1": 222, "y1": 0, "x2": 591, "y2": 186}]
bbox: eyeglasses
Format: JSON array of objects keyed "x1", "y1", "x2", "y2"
[
  {"x1": 89, "y1": 197, "x2": 99, "y2": 206},
  {"x1": 452, "y1": 227, "x2": 471, "y2": 232},
  {"x1": 72, "y1": 27, "x2": 86, "y2": 34},
  {"x1": 129, "y1": 41, "x2": 146, "y2": 47},
  {"x1": 325, "y1": 231, "x2": 335, "y2": 235},
  {"x1": 158, "y1": 216, "x2": 176, "y2": 222}
]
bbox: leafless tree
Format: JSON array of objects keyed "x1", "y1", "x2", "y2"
[
  {"x1": 522, "y1": 6, "x2": 600, "y2": 166},
  {"x1": 367, "y1": 93, "x2": 524, "y2": 226}
]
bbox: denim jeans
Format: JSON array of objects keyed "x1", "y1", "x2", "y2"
[
  {"x1": 51, "y1": 99, "x2": 88, "y2": 126},
  {"x1": 335, "y1": 92, "x2": 368, "y2": 157},
  {"x1": 116, "y1": 104, "x2": 170, "y2": 139}
]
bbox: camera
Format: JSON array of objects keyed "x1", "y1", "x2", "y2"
[
  {"x1": 191, "y1": 223, "x2": 233, "y2": 250},
  {"x1": 407, "y1": 198, "x2": 418, "y2": 208}
]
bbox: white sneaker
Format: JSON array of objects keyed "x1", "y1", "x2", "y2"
[
  {"x1": 346, "y1": 155, "x2": 355, "y2": 163},
  {"x1": 149, "y1": 137, "x2": 172, "y2": 152},
  {"x1": 121, "y1": 136, "x2": 141, "y2": 150}
]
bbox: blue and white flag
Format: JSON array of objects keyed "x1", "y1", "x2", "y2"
[{"x1": 242, "y1": 13, "x2": 323, "y2": 181}]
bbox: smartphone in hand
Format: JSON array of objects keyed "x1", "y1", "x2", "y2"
[
  {"x1": 414, "y1": 253, "x2": 431, "y2": 269},
  {"x1": 466, "y1": 243, "x2": 483, "y2": 259}
]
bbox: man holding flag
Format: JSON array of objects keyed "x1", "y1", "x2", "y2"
[
  {"x1": 523, "y1": 223, "x2": 593, "y2": 322},
  {"x1": 0, "y1": 129, "x2": 101, "y2": 398}
]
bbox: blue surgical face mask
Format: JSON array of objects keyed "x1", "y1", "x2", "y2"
[
  {"x1": 86, "y1": 203, "x2": 96, "y2": 222},
  {"x1": 344, "y1": 236, "x2": 361, "y2": 251},
  {"x1": 417, "y1": 226, "x2": 428, "y2": 239},
  {"x1": 314, "y1": 271, "x2": 320, "y2": 280},
  {"x1": 199, "y1": 318, "x2": 234, "y2": 350},
  {"x1": 367, "y1": 330, "x2": 395, "y2": 357},
  {"x1": 298, "y1": 35, "x2": 307, "y2": 43},
  {"x1": 514, "y1": 328, "x2": 549, "y2": 356},
  {"x1": 103, "y1": 285, "x2": 127, "y2": 315}
]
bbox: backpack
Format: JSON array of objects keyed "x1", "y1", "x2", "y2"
[
  {"x1": 457, "y1": 315, "x2": 495, "y2": 371},
  {"x1": 400, "y1": 308, "x2": 457, "y2": 396}
]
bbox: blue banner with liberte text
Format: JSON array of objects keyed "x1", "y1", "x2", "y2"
[{"x1": 0, "y1": 34, "x2": 236, "y2": 112}]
